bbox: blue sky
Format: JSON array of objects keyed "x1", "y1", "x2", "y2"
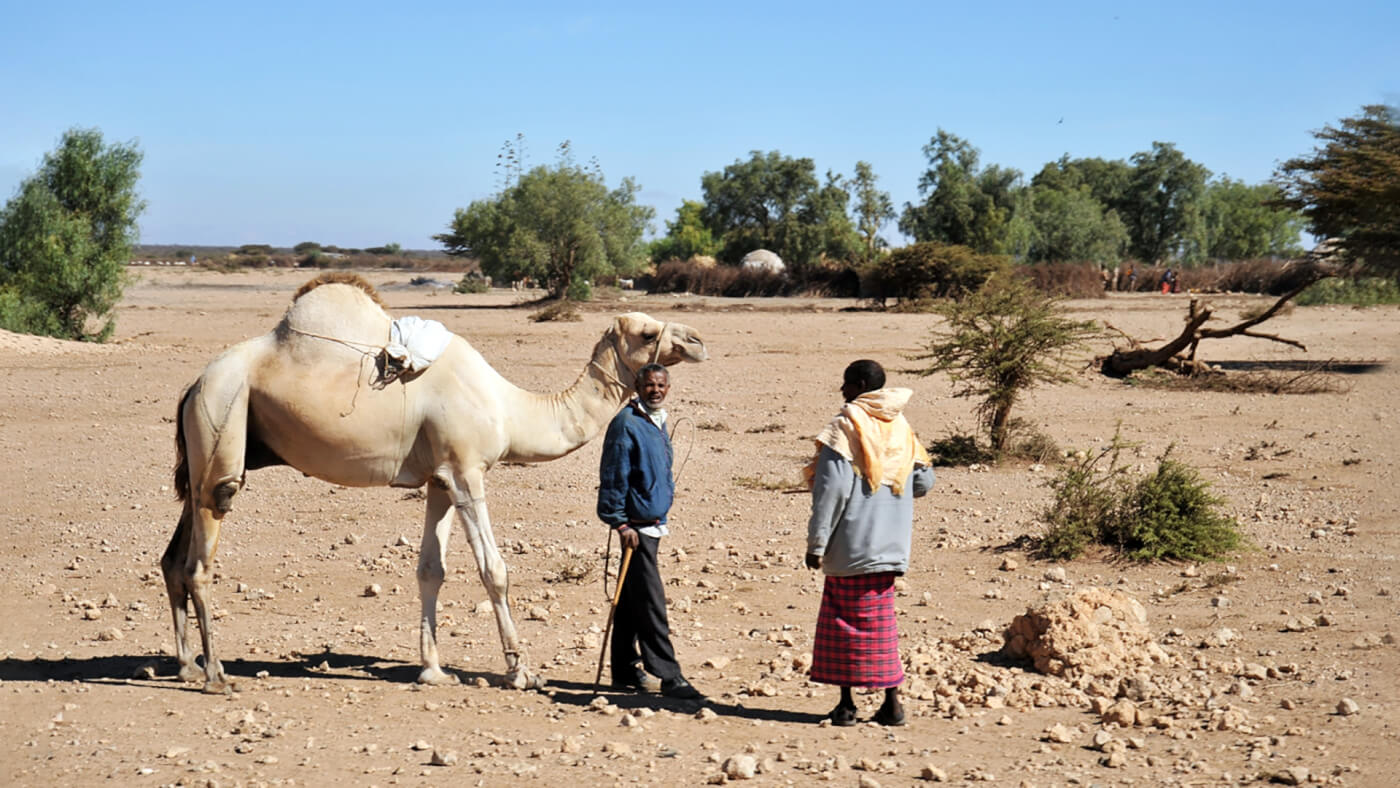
[{"x1": 2, "y1": 1, "x2": 1396, "y2": 250}]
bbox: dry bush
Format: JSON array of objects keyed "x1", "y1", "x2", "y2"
[
  {"x1": 696, "y1": 421, "x2": 732, "y2": 432},
  {"x1": 732, "y1": 475, "x2": 793, "y2": 491},
  {"x1": 529, "y1": 300, "x2": 581, "y2": 322},
  {"x1": 1127, "y1": 366, "x2": 1347, "y2": 394},
  {"x1": 744, "y1": 423, "x2": 783, "y2": 434},
  {"x1": 650, "y1": 259, "x2": 857, "y2": 297},
  {"x1": 1022, "y1": 262, "x2": 1107, "y2": 299}
]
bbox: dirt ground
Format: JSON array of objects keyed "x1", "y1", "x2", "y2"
[{"x1": 1, "y1": 266, "x2": 1397, "y2": 787}]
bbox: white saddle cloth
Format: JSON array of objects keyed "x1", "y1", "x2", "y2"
[{"x1": 384, "y1": 316, "x2": 452, "y2": 374}]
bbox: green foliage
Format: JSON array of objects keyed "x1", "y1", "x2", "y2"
[
  {"x1": 914, "y1": 273, "x2": 1096, "y2": 452},
  {"x1": 365, "y1": 242, "x2": 402, "y2": 256},
  {"x1": 699, "y1": 150, "x2": 859, "y2": 271},
  {"x1": 649, "y1": 200, "x2": 720, "y2": 262},
  {"x1": 1198, "y1": 178, "x2": 1305, "y2": 260},
  {"x1": 1040, "y1": 433, "x2": 1243, "y2": 562},
  {"x1": 0, "y1": 127, "x2": 144, "y2": 341},
  {"x1": 293, "y1": 241, "x2": 322, "y2": 254},
  {"x1": 1294, "y1": 276, "x2": 1400, "y2": 305},
  {"x1": 1122, "y1": 142, "x2": 1211, "y2": 263},
  {"x1": 1020, "y1": 184, "x2": 1130, "y2": 263},
  {"x1": 899, "y1": 130, "x2": 1022, "y2": 254},
  {"x1": 926, "y1": 431, "x2": 995, "y2": 466},
  {"x1": 436, "y1": 138, "x2": 654, "y2": 299},
  {"x1": 565, "y1": 277, "x2": 593, "y2": 302},
  {"x1": 851, "y1": 161, "x2": 895, "y2": 263},
  {"x1": 1274, "y1": 104, "x2": 1400, "y2": 276},
  {"x1": 453, "y1": 276, "x2": 488, "y2": 294},
  {"x1": 870, "y1": 242, "x2": 1009, "y2": 303}
]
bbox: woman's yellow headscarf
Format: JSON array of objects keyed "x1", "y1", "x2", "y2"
[{"x1": 803, "y1": 387, "x2": 930, "y2": 495}]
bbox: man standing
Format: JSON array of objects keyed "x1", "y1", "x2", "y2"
[
  {"x1": 597, "y1": 363, "x2": 704, "y2": 700},
  {"x1": 805, "y1": 360, "x2": 934, "y2": 726}
]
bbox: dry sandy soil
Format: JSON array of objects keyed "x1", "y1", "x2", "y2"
[{"x1": 1, "y1": 267, "x2": 1397, "y2": 787}]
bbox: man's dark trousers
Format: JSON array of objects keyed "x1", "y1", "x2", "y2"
[{"x1": 611, "y1": 532, "x2": 681, "y2": 681}]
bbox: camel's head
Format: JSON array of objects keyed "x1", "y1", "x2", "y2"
[{"x1": 609, "y1": 313, "x2": 707, "y2": 380}]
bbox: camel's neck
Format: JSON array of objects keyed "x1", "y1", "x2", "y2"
[{"x1": 500, "y1": 332, "x2": 634, "y2": 463}]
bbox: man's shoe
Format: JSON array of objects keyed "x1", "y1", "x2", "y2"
[
  {"x1": 660, "y1": 676, "x2": 704, "y2": 700},
  {"x1": 610, "y1": 667, "x2": 661, "y2": 693}
]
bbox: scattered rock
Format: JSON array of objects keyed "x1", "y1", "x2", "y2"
[
  {"x1": 999, "y1": 557, "x2": 1019, "y2": 572},
  {"x1": 363, "y1": 583, "x2": 381, "y2": 597},
  {"x1": 1042, "y1": 723, "x2": 1075, "y2": 743},
  {"x1": 1271, "y1": 766, "x2": 1310, "y2": 785},
  {"x1": 1337, "y1": 697, "x2": 1360, "y2": 716},
  {"x1": 430, "y1": 749, "x2": 457, "y2": 766},
  {"x1": 722, "y1": 755, "x2": 757, "y2": 779},
  {"x1": 920, "y1": 764, "x2": 948, "y2": 781}
]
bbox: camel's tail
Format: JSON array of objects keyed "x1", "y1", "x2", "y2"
[{"x1": 173, "y1": 384, "x2": 194, "y2": 503}]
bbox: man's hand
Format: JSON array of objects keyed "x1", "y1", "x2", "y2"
[
  {"x1": 805, "y1": 553, "x2": 822, "y2": 570},
  {"x1": 617, "y1": 525, "x2": 640, "y2": 551}
]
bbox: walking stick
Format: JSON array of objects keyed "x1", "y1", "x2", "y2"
[{"x1": 592, "y1": 544, "x2": 635, "y2": 693}]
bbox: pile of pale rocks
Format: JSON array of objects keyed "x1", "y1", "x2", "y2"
[{"x1": 899, "y1": 586, "x2": 1281, "y2": 740}]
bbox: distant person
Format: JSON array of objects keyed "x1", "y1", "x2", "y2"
[
  {"x1": 1160, "y1": 268, "x2": 1177, "y2": 294},
  {"x1": 1100, "y1": 266, "x2": 1112, "y2": 292},
  {"x1": 804, "y1": 360, "x2": 934, "y2": 726},
  {"x1": 1124, "y1": 264, "x2": 1137, "y2": 291}
]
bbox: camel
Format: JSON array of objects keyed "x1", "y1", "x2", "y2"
[{"x1": 162, "y1": 272, "x2": 708, "y2": 693}]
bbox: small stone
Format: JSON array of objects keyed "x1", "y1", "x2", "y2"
[
  {"x1": 704, "y1": 656, "x2": 730, "y2": 670},
  {"x1": 1336, "y1": 698, "x2": 1360, "y2": 716},
  {"x1": 1102, "y1": 751, "x2": 1126, "y2": 768},
  {"x1": 920, "y1": 764, "x2": 948, "y2": 781},
  {"x1": 857, "y1": 775, "x2": 882, "y2": 788},
  {"x1": 999, "y1": 557, "x2": 1018, "y2": 572},
  {"x1": 1043, "y1": 723, "x2": 1075, "y2": 743},
  {"x1": 1092, "y1": 730, "x2": 1113, "y2": 750},
  {"x1": 1272, "y1": 766, "x2": 1310, "y2": 785},
  {"x1": 1241, "y1": 663, "x2": 1269, "y2": 681},
  {"x1": 722, "y1": 755, "x2": 757, "y2": 779},
  {"x1": 430, "y1": 749, "x2": 458, "y2": 766},
  {"x1": 411, "y1": 740, "x2": 432, "y2": 751},
  {"x1": 1210, "y1": 595, "x2": 1231, "y2": 608},
  {"x1": 363, "y1": 583, "x2": 381, "y2": 597},
  {"x1": 696, "y1": 707, "x2": 718, "y2": 721},
  {"x1": 1044, "y1": 567, "x2": 1067, "y2": 583}
]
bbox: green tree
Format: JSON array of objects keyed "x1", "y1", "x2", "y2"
[
  {"x1": 292, "y1": 241, "x2": 322, "y2": 254},
  {"x1": 1274, "y1": 104, "x2": 1400, "y2": 275},
  {"x1": 649, "y1": 199, "x2": 720, "y2": 262},
  {"x1": 914, "y1": 273, "x2": 1096, "y2": 452},
  {"x1": 698, "y1": 150, "x2": 857, "y2": 271},
  {"x1": 1022, "y1": 184, "x2": 1129, "y2": 263},
  {"x1": 437, "y1": 141, "x2": 653, "y2": 298},
  {"x1": 1198, "y1": 178, "x2": 1305, "y2": 260},
  {"x1": 851, "y1": 161, "x2": 895, "y2": 262},
  {"x1": 899, "y1": 130, "x2": 1023, "y2": 254},
  {"x1": 1120, "y1": 142, "x2": 1210, "y2": 263},
  {"x1": 0, "y1": 128, "x2": 144, "y2": 340}
]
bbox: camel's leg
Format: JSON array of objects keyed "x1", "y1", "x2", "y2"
[
  {"x1": 186, "y1": 501, "x2": 233, "y2": 693},
  {"x1": 415, "y1": 484, "x2": 458, "y2": 685},
  {"x1": 159, "y1": 502, "x2": 203, "y2": 682},
  {"x1": 177, "y1": 372, "x2": 249, "y2": 694},
  {"x1": 447, "y1": 469, "x2": 540, "y2": 690}
]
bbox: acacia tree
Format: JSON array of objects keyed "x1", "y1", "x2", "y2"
[
  {"x1": 437, "y1": 141, "x2": 653, "y2": 298},
  {"x1": 850, "y1": 161, "x2": 894, "y2": 262},
  {"x1": 1274, "y1": 104, "x2": 1400, "y2": 275},
  {"x1": 915, "y1": 273, "x2": 1097, "y2": 452},
  {"x1": 0, "y1": 128, "x2": 144, "y2": 340}
]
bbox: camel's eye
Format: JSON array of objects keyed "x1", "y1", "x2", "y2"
[{"x1": 641, "y1": 331, "x2": 658, "y2": 343}]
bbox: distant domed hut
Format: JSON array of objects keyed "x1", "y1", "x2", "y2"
[{"x1": 741, "y1": 249, "x2": 785, "y2": 273}]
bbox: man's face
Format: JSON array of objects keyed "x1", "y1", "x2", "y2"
[{"x1": 639, "y1": 370, "x2": 671, "y2": 409}]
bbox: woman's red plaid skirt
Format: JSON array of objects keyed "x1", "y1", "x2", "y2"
[{"x1": 810, "y1": 572, "x2": 904, "y2": 688}]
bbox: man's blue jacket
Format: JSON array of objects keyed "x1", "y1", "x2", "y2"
[{"x1": 597, "y1": 401, "x2": 674, "y2": 527}]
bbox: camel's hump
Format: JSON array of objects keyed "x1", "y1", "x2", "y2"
[{"x1": 293, "y1": 272, "x2": 386, "y2": 309}]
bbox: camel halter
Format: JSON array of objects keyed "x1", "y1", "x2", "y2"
[{"x1": 587, "y1": 321, "x2": 673, "y2": 393}]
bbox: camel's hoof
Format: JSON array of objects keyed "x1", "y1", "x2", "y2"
[
  {"x1": 202, "y1": 678, "x2": 233, "y2": 695},
  {"x1": 503, "y1": 671, "x2": 544, "y2": 691},
  {"x1": 417, "y1": 667, "x2": 459, "y2": 686},
  {"x1": 177, "y1": 663, "x2": 204, "y2": 683}
]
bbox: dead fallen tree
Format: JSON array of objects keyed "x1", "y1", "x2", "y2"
[{"x1": 1099, "y1": 261, "x2": 1335, "y2": 377}]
